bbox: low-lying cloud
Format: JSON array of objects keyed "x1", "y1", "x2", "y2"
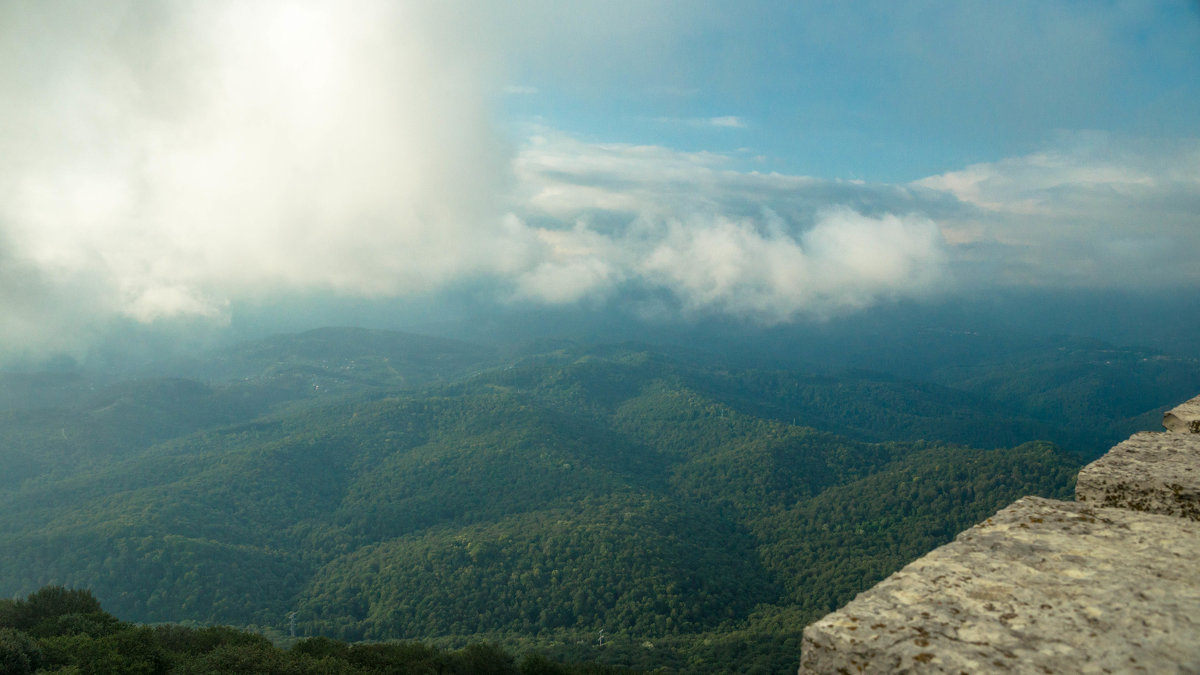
[
  {"x1": 509, "y1": 132, "x2": 949, "y2": 320},
  {"x1": 0, "y1": 2, "x2": 1196, "y2": 361}
]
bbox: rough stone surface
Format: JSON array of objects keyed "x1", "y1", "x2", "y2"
[
  {"x1": 798, "y1": 497, "x2": 1200, "y2": 674},
  {"x1": 1165, "y1": 395, "x2": 1200, "y2": 433},
  {"x1": 1076, "y1": 431, "x2": 1200, "y2": 521}
]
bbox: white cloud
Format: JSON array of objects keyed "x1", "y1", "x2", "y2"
[
  {"x1": 509, "y1": 130, "x2": 1200, "y2": 317},
  {"x1": 512, "y1": 224, "x2": 623, "y2": 304},
  {"x1": 635, "y1": 209, "x2": 944, "y2": 321},
  {"x1": 708, "y1": 116, "x2": 745, "y2": 128},
  {"x1": 0, "y1": 0, "x2": 519, "y2": 352},
  {"x1": 508, "y1": 134, "x2": 950, "y2": 320},
  {"x1": 916, "y1": 133, "x2": 1200, "y2": 287},
  {"x1": 655, "y1": 115, "x2": 746, "y2": 129}
]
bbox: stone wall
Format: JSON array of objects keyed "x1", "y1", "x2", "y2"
[{"x1": 798, "y1": 395, "x2": 1200, "y2": 674}]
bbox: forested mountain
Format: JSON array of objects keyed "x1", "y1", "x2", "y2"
[{"x1": 0, "y1": 327, "x2": 1191, "y2": 672}]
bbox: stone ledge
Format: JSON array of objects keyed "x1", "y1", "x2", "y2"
[
  {"x1": 798, "y1": 497, "x2": 1200, "y2": 674},
  {"x1": 1164, "y1": 395, "x2": 1200, "y2": 433},
  {"x1": 1076, "y1": 431, "x2": 1200, "y2": 520}
]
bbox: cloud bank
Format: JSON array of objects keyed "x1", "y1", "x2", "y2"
[
  {"x1": 509, "y1": 132, "x2": 949, "y2": 320},
  {"x1": 0, "y1": 2, "x2": 1196, "y2": 359}
]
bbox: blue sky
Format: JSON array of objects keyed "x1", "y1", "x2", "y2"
[
  {"x1": 0, "y1": 1, "x2": 1197, "y2": 358},
  {"x1": 496, "y1": 1, "x2": 1200, "y2": 180}
]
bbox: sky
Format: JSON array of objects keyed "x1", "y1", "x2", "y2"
[{"x1": 0, "y1": 0, "x2": 1198, "y2": 361}]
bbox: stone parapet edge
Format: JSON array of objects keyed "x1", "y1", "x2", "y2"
[{"x1": 797, "y1": 394, "x2": 1200, "y2": 674}]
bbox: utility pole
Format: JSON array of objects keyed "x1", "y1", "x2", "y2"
[{"x1": 598, "y1": 629, "x2": 605, "y2": 647}]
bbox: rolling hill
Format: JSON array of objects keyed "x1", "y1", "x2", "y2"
[{"x1": 0, "y1": 327, "x2": 1191, "y2": 672}]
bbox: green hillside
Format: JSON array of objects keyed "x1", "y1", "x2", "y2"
[{"x1": 0, "y1": 328, "x2": 1186, "y2": 672}]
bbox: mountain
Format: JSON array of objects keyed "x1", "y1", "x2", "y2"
[
  {"x1": 160, "y1": 326, "x2": 497, "y2": 395},
  {"x1": 0, "y1": 327, "x2": 1189, "y2": 672}
]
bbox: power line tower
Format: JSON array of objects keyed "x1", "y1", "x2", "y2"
[{"x1": 287, "y1": 612, "x2": 298, "y2": 638}]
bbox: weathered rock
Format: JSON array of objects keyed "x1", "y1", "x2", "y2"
[
  {"x1": 1164, "y1": 395, "x2": 1200, "y2": 433},
  {"x1": 798, "y1": 497, "x2": 1200, "y2": 674},
  {"x1": 1076, "y1": 431, "x2": 1200, "y2": 520}
]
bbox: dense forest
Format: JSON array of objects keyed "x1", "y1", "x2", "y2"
[
  {"x1": 0, "y1": 585, "x2": 629, "y2": 674},
  {"x1": 0, "y1": 327, "x2": 1193, "y2": 672}
]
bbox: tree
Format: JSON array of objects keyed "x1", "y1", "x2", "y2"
[
  {"x1": 1, "y1": 586, "x2": 106, "y2": 632},
  {"x1": 0, "y1": 628, "x2": 42, "y2": 674}
]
